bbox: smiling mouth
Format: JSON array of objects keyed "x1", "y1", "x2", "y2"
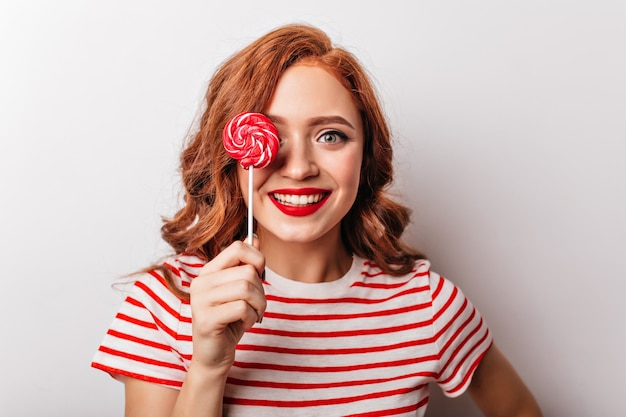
[{"x1": 271, "y1": 192, "x2": 328, "y2": 206}]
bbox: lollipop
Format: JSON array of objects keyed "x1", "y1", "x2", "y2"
[
  {"x1": 223, "y1": 112, "x2": 280, "y2": 169},
  {"x1": 223, "y1": 112, "x2": 280, "y2": 243}
]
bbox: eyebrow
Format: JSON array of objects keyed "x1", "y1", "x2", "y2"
[{"x1": 267, "y1": 115, "x2": 356, "y2": 130}]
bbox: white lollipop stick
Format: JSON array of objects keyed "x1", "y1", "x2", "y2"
[{"x1": 248, "y1": 167, "x2": 254, "y2": 245}]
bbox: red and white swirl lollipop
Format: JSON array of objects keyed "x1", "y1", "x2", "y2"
[
  {"x1": 223, "y1": 112, "x2": 280, "y2": 243},
  {"x1": 223, "y1": 112, "x2": 279, "y2": 169}
]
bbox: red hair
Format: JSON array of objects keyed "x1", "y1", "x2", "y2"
[{"x1": 156, "y1": 24, "x2": 423, "y2": 294}]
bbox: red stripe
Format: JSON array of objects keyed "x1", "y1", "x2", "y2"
[
  {"x1": 178, "y1": 254, "x2": 206, "y2": 267},
  {"x1": 360, "y1": 269, "x2": 396, "y2": 278},
  {"x1": 180, "y1": 261, "x2": 204, "y2": 269},
  {"x1": 431, "y1": 274, "x2": 445, "y2": 300},
  {"x1": 115, "y1": 311, "x2": 157, "y2": 330},
  {"x1": 233, "y1": 355, "x2": 438, "y2": 373},
  {"x1": 97, "y1": 346, "x2": 186, "y2": 372},
  {"x1": 352, "y1": 270, "x2": 430, "y2": 288},
  {"x1": 265, "y1": 286, "x2": 428, "y2": 305},
  {"x1": 237, "y1": 333, "x2": 438, "y2": 355},
  {"x1": 227, "y1": 374, "x2": 432, "y2": 390},
  {"x1": 178, "y1": 258, "x2": 204, "y2": 268},
  {"x1": 224, "y1": 386, "x2": 419, "y2": 407},
  {"x1": 91, "y1": 362, "x2": 183, "y2": 388},
  {"x1": 263, "y1": 302, "x2": 431, "y2": 321},
  {"x1": 163, "y1": 262, "x2": 181, "y2": 277},
  {"x1": 363, "y1": 260, "x2": 430, "y2": 271},
  {"x1": 135, "y1": 279, "x2": 188, "y2": 322},
  {"x1": 344, "y1": 396, "x2": 429, "y2": 417},
  {"x1": 247, "y1": 319, "x2": 431, "y2": 339},
  {"x1": 351, "y1": 279, "x2": 428, "y2": 289},
  {"x1": 125, "y1": 296, "x2": 145, "y2": 309},
  {"x1": 106, "y1": 329, "x2": 171, "y2": 352},
  {"x1": 363, "y1": 260, "x2": 379, "y2": 268},
  {"x1": 351, "y1": 281, "x2": 415, "y2": 289},
  {"x1": 359, "y1": 267, "x2": 425, "y2": 280},
  {"x1": 432, "y1": 284, "x2": 458, "y2": 321}
]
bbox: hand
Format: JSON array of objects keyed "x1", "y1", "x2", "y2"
[{"x1": 188, "y1": 238, "x2": 266, "y2": 374}]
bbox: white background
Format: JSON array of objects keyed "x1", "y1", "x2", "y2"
[{"x1": 1, "y1": 1, "x2": 625, "y2": 416}]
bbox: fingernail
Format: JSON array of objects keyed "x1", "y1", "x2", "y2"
[
  {"x1": 261, "y1": 270, "x2": 266, "y2": 281},
  {"x1": 257, "y1": 313, "x2": 264, "y2": 324}
]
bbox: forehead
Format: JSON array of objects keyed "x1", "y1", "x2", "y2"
[{"x1": 264, "y1": 64, "x2": 361, "y2": 125}]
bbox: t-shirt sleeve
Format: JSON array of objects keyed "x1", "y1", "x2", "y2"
[
  {"x1": 91, "y1": 270, "x2": 188, "y2": 389},
  {"x1": 429, "y1": 270, "x2": 493, "y2": 397}
]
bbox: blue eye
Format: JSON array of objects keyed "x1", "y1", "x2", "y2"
[{"x1": 318, "y1": 130, "x2": 348, "y2": 144}]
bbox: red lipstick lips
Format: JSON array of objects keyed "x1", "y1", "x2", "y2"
[{"x1": 269, "y1": 188, "x2": 330, "y2": 216}]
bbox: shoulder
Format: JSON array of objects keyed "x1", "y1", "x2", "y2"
[
  {"x1": 126, "y1": 253, "x2": 206, "y2": 310},
  {"x1": 358, "y1": 257, "x2": 469, "y2": 294},
  {"x1": 159, "y1": 253, "x2": 206, "y2": 293},
  {"x1": 357, "y1": 257, "x2": 433, "y2": 282},
  {"x1": 358, "y1": 257, "x2": 430, "y2": 273},
  {"x1": 353, "y1": 257, "x2": 436, "y2": 295}
]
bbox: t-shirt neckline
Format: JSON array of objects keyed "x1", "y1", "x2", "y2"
[{"x1": 264, "y1": 256, "x2": 364, "y2": 297}]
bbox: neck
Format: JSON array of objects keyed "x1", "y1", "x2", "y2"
[{"x1": 258, "y1": 227, "x2": 353, "y2": 283}]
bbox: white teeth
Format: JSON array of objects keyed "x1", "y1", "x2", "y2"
[{"x1": 273, "y1": 193, "x2": 325, "y2": 206}]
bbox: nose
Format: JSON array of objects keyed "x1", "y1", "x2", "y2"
[{"x1": 277, "y1": 138, "x2": 319, "y2": 180}]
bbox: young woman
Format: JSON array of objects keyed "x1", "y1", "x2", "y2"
[{"x1": 92, "y1": 23, "x2": 542, "y2": 417}]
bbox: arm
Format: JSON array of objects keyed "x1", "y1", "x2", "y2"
[
  {"x1": 468, "y1": 344, "x2": 542, "y2": 417},
  {"x1": 124, "y1": 365, "x2": 227, "y2": 417},
  {"x1": 124, "y1": 378, "x2": 178, "y2": 417}
]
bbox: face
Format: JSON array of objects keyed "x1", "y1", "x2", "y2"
[{"x1": 237, "y1": 64, "x2": 364, "y2": 246}]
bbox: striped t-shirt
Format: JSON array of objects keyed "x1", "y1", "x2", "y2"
[{"x1": 92, "y1": 254, "x2": 493, "y2": 416}]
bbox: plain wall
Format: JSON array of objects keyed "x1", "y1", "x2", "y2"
[{"x1": 1, "y1": 1, "x2": 625, "y2": 415}]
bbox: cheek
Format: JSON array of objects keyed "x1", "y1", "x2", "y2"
[
  {"x1": 237, "y1": 165, "x2": 273, "y2": 201},
  {"x1": 336, "y1": 152, "x2": 363, "y2": 193}
]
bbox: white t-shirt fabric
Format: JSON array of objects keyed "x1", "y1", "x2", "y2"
[{"x1": 92, "y1": 254, "x2": 493, "y2": 416}]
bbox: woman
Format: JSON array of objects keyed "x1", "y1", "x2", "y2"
[{"x1": 93, "y1": 23, "x2": 542, "y2": 416}]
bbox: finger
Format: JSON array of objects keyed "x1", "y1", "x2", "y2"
[
  {"x1": 200, "y1": 240, "x2": 265, "y2": 278},
  {"x1": 192, "y1": 264, "x2": 264, "y2": 293},
  {"x1": 210, "y1": 299, "x2": 263, "y2": 330}
]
